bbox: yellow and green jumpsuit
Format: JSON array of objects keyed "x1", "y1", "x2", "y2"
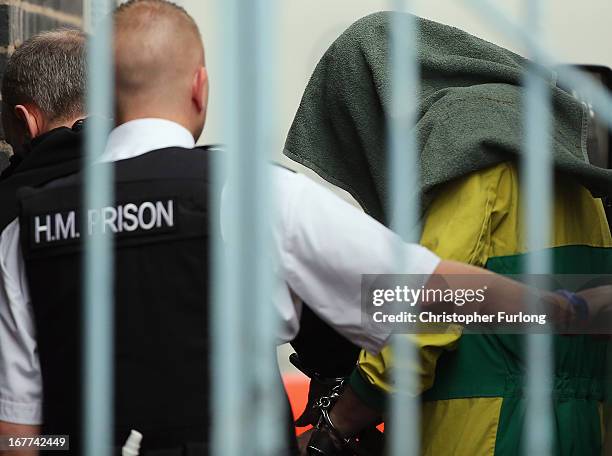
[{"x1": 350, "y1": 162, "x2": 612, "y2": 455}]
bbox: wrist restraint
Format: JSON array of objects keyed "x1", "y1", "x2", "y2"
[
  {"x1": 555, "y1": 289, "x2": 589, "y2": 326},
  {"x1": 289, "y1": 354, "x2": 381, "y2": 456},
  {"x1": 308, "y1": 378, "x2": 360, "y2": 456}
]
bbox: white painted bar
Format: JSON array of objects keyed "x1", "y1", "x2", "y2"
[
  {"x1": 388, "y1": 3, "x2": 421, "y2": 456},
  {"x1": 211, "y1": 0, "x2": 282, "y2": 454},
  {"x1": 522, "y1": 0, "x2": 554, "y2": 454},
  {"x1": 84, "y1": 1, "x2": 115, "y2": 455}
]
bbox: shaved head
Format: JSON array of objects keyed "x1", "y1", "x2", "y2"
[{"x1": 113, "y1": 0, "x2": 208, "y2": 139}]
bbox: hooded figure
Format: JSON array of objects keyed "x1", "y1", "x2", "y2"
[
  {"x1": 284, "y1": 12, "x2": 612, "y2": 223},
  {"x1": 285, "y1": 12, "x2": 612, "y2": 455}
]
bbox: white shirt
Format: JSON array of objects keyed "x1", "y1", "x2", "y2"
[{"x1": 0, "y1": 118, "x2": 440, "y2": 425}]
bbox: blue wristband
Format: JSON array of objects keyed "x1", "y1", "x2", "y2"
[{"x1": 555, "y1": 289, "x2": 589, "y2": 321}]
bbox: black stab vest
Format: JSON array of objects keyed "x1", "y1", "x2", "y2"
[
  {"x1": 18, "y1": 147, "x2": 213, "y2": 454},
  {"x1": 0, "y1": 125, "x2": 83, "y2": 232}
]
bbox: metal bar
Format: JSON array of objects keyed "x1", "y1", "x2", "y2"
[
  {"x1": 84, "y1": 1, "x2": 115, "y2": 455},
  {"x1": 387, "y1": 3, "x2": 421, "y2": 456},
  {"x1": 522, "y1": 0, "x2": 554, "y2": 454},
  {"x1": 211, "y1": 0, "x2": 282, "y2": 455},
  {"x1": 454, "y1": 0, "x2": 558, "y2": 452},
  {"x1": 210, "y1": 0, "x2": 246, "y2": 453},
  {"x1": 250, "y1": 1, "x2": 284, "y2": 454}
]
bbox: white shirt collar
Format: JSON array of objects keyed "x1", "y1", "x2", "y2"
[{"x1": 99, "y1": 118, "x2": 196, "y2": 163}]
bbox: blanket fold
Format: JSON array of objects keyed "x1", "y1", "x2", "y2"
[{"x1": 284, "y1": 11, "x2": 612, "y2": 223}]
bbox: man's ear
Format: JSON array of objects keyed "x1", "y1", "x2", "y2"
[
  {"x1": 14, "y1": 104, "x2": 43, "y2": 140},
  {"x1": 191, "y1": 66, "x2": 209, "y2": 113}
]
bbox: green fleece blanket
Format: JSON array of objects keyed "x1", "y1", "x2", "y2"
[{"x1": 284, "y1": 11, "x2": 612, "y2": 224}]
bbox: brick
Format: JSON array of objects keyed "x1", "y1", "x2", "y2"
[
  {"x1": 29, "y1": 0, "x2": 84, "y2": 17},
  {"x1": 9, "y1": 5, "x2": 83, "y2": 43},
  {"x1": 0, "y1": 53, "x2": 5, "y2": 139},
  {"x1": 0, "y1": 53, "x2": 6, "y2": 75},
  {"x1": 16, "y1": 8, "x2": 74, "y2": 41},
  {"x1": 0, "y1": 7, "x2": 8, "y2": 45}
]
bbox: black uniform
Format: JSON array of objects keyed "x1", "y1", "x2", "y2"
[
  {"x1": 0, "y1": 121, "x2": 83, "y2": 232},
  {"x1": 18, "y1": 146, "x2": 297, "y2": 455}
]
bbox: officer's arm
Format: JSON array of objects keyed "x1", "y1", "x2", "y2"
[
  {"x1": 431, "y1": 260, "x2": 612, "y2": 321},
  {"x1": 277, "y1": 171, "x2": 586, "y2": 353},
  {"x1": 0, "y1": 221, "x2": 43, "y2": 454},
  {"x1": 0, "y1": 421, "x2": 40, "y2": 456},
  {"x1": 277, "y1": 170, "x2": 439, "y2": 353}
]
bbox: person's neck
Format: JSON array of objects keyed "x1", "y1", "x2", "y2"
[
  {"x1": 116, "y1": 111, "x2": 195, "y2": 140},
  {"x1": 40, "y1": 115, "x2": 85, "y2": 136}
]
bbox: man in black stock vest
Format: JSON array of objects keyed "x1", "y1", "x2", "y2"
[
  {"x1": 0, "y1": 29, "x2": 86, "y2": 233},
  {"x1": 0, "y1": 29, "x2": 86, "y2": 455},
  {"x1": 1, "y1": 1, "x2": 611, "y2": 456}
]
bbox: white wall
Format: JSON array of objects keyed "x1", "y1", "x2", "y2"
[{"x1": 183, "y1": 0, "x2": 612, "y2": 165}]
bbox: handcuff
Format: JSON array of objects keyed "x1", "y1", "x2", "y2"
[
  {"x1": 306, "y1": 381, "x2": 383, "y2": 456},
  {"x1": 289, "y1": 354, "x2": 377, "y2": 455},
  {"x1": 307, "y1": 378, "x2": 353, "y2": 456}
]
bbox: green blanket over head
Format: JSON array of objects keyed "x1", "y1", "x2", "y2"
[{"x1": 284, "y1": 11, "x2": 612, "y2": 224}]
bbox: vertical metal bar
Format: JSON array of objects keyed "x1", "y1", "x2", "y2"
[
  {"x1": 250, "y1": 0, "x2": 284, "y2": 454},
  {"x1": 388, "y1": 3, "x2": 421, "y2": 456},
  {"x1": 84, "y1": 1, "x2": 114, "y2": 455},
  {"x1": 522, "y1": 0, "x2": 554, "y2": 454},
  {"x1": 212, "y1": 0, "x2": 282, "y2": 455},
  {"x1": 210, "y1": 0, "x2": 245, "y2": 453}
]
